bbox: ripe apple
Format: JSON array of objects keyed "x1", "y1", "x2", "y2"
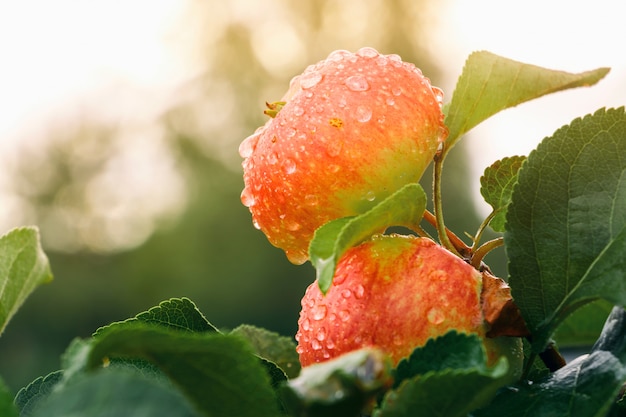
[
  {"x1": 295, "y1": 234, "x2": 523, "y2": 376},
  {"x1": 240, "y1": 47, "x2": 446, "y2": 264}
]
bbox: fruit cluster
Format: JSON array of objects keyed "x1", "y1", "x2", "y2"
[{"x1": 240, "y1": 47, "x2": 519, "y2": 369}]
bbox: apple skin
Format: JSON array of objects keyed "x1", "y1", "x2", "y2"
[
  {"x1": 240, "y1": 47, "x2": 445, "y2": 264},
  {"x1": 295, "y1": 235, "x2": 523, "y2": 376}
]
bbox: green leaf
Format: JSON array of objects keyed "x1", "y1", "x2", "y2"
[
  {"x1": 88, "y1": 322, "x2": 281, "y2": 417},
  {"x1": 230, "y1": 324, "x2": 301, "y2": 378},
  {"x1": 475, "y1": 307, "x2": 626, "y2": 417},
  {"x1": 14, "y1": 371, "x2": 63, "y2": 417},
  {"x1": 94, "y1": 297, "x2": 218, "y2": 337},
  {"x1": 281, "y1": 348, "x2": 393, "y2": 417},
  {"x1": 309, "y1": 183, "x2": 427, "y2": 294},
  {"x1": 0, "y1": 376, "x2": 18, "y2": 417},
  {"x1": 479, "y1": 156, "x2": 526, "y2": 232},
  {"x1": 444, "y1": 51, "x2": 609, "y2": 150},
  {"x1": 29, "y1": 368, "x2": 199, "y2": 417},
  {"x1": 0, "y1": 227, "x2": 53, "y2": 335},
  {"x1": 376, "y1": 333, "x2": 509, "y2": 417},
  {"x1": 554, "y1": 300, "x2": 613, "y2": 348},
  {"x1": 505, "y1": 107, "x2": 626, "y2": 353}
]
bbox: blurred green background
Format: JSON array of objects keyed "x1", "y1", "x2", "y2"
[{"x1": 0, "y1": 0, "x2": 501, "y2": 391}]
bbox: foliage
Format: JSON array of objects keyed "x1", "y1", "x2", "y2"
[{"x1": 0, "y1": 50, "x2": 624, "y2": 416}]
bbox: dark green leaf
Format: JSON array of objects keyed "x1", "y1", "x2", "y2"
[
  {"x1": 281, "y1": 348, "x2": 392, "y2": 417},
  {"x1": 476, "y1": 307, "x2": 626, "y2": 417},
  {"x1": 444, "y1": 51, "x2": 609, "y2": 150},
  {"x1": 0, "y1": 227, "x2": 53, "y2": 335},
  {"x1": 29, "y1": 368, "x2": 199, "y2": 417},
  {"x1": 479, "y1": 156, "x2": 526, "y2": 232},
  {"x1": 231, "y1": 324, "x2": 300, "y2": 378},
  {"x1": 0, "y1": 376, "x2": 18, "y2": 417},
  {"x1": 505, "y1": 107, "x2": 626, "y2": 352},
  {"x1": 14, "y1": 371, "x2": 63, "y2": 417},
  {"x1": 376, "y1": 333, "x2": 510, "y2": 417},
  {"x1": 88, "y1": 322, "x2": 281, "y2": 417},
  {"x1": 309, "y1": 183, "x2": 427, "y2": 293},
  {"x1": 93, "y1": 297, "x2": 217, "y2": 337}
]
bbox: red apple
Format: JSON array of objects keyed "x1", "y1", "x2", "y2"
[
  {"x1": 240, "y1": 47, "x2": 446, "y2": 264},
  {"x1": 295, "y1": 234, "x2": 522, "y2": 373}
]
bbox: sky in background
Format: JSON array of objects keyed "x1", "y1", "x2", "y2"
[{"x1": 0, "y1": 0, "x2": 624, "y2": 226}]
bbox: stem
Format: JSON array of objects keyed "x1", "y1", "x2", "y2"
[
  {"x1": 472, "y1": 210, "x2": 498, "y2": 252},
  {"x1": 470, "y1": 237, "x2": 504, "y2": 269},
  {"x1": 423, "y1": 210, "x2": 472, "y2": 258},
  {"x1": 433, "y1": 144, "x2": 462, "y2": 257}
]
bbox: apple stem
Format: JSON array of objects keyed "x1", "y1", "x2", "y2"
[
  {"x1": 433, "y1": 144, "x2": 463, "y2": 258},
  {"x1": 423, "y1": 210, "x2": 472, "y2": 258},
  {"x1": 472, "y1": 210, "x2": 498, "y2": 252},
  {"x1": 470, "y1": 237, "x2": 504, "y2": 269}
]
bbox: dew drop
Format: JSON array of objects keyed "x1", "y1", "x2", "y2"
[
  {"x1": 252, "y1": 219, "x2": 261, "y2": 230},
  {"x1": 341, "y1": 289, "x2": 352, "y2": 299},
  {"x1": 345, "y1": 75, "x2": 370, "y2": 92},
  {"x1": 338, "y1": 97, "x2": 347, "y2": 108},
  {"x1": 388, "y1": 54, "x2": 402, "y2": 67},
  {"x1": 268, "y1": 152, "x2": 278, "y2": 165},
  {"x1": 375, "y1": 55, "x2": 388, "y2": 66},
  {"x1": 326, "y1": 339, "x2": 335, "y2": 349},
  {"x1": 296, "y1": 345, "x2": 304, "y2": 354},
  {"x1": 238, "y1": 132, "x2": 260, "y2": 158},
  {"x1": 327, "y1": 49, "x2": 350, "y2": 62},
  {"x1": 432, "y1": 86, "x2": 444, "y2": 107},
  {"x1": 304, "y1": 194, "x2": 319, "y2": 206},
  {"x1": 285, "y1": 220, "x2": 301, "y2": 231},
  {"x1": 386, "y1": 97, "x2": 395, "y2": 106},
  {"x1": 339, "y1": 310, "x2": 350, "y2": 322},
  {"x1": 365, "y1": 190, "x2": 376, "y2": 202},
  {"x1": 427, "y1": 308, "x2": 445, "y2": 325},
  {"x1": 311, "y1": 339, "x2": 322, "y2": 351},
  {"x1": 333, "y1": 273, "x2": 347, "y2": 285},
  {"x1": 300, "y1": 72, "x2": 323, "y2": 89},
  {"x1": 356, "y1": 46, "x2": 379, "y2": 58},
  {"x1": 286, "y1": 127, "x2": 296, "y2": 138},
  {"x1": 326, "y1": 140, "x2": 343, "y2": 157},
  {"x1": 283, "y1": 158, "x2": 296, "y2": 174},
  {"x1": 312, "y1": 305, "x2": 327, "y2": 320},
  {"x1": 293, "y1": 105, "x2": 305, "y2": 116},
  {"x1": 316, "y1": 327, "x2": 327, "y2": 341},
  {"x1": 240, "y1": 187, "x2": 256, "y2": 207},
  {"x1": 391, "y1": 86, "x2": 402, "y2": 96},
  {"x1": 354, "y1": 284, "x2": 365, "y2": 299},
  {"x1": 355, "y1": 105, "x2": 372, "y2": 123},
  {"x1": 301, "y1": 318, "x2": 311, "y2": 331},
  {"x1": 322, "y1": 350, "x2": 331, "y2": 359}
]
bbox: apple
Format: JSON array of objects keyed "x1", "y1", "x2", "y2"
[
  {"x1": 239, "y1": 47, "x2": 446, "y2": 264},
  {"x1": 295, "y1": 234, "x2": 523, "y2": 375}
]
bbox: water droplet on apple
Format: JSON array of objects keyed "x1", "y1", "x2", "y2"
[
  {"x1": 240, "y1": 187, "x2": 255, "y2": 207},
  {"x1": 355, "y1": 105, "x2": 372, "y2": 123},
  {"x1": 388, "y1": 54, "x2": 402, "y2": 67},
  {"x1": 285, "y1": 220, "x2": 301, "y2": 231},
  {"x1": 300, "y1": 72, "x2": 323, "y2": 89},
  {"x1": 339, "y1": 310, "x2": 350, "y2": 322},
  {"x1": 322, "y1": 350, "x2": 330, "y2": 359},
  {"x1": 365, "y1": 191, "x2": 376, "y2": 202},
  {"x1": 391, "y1": 86, "x2": 402, "y2": 96},
  {"x1": 312, "y1": 304, "x2": 327, "y2": 320},
  {"x1": 432, "y1": 86, "x2": 444, "y2": 107},
  {"x1": 326, "y1": 339, "x2": 335, "y2": 350},
  {"x1": 267, "y1": 152, "x2": 278, "y2": 165},
  {"x1": 311, "y1": 339, "x2": 322, "y2": 350},
  {"x1": 301, "y1": 318, "x2": 311, "y2": 331},
  {"x1": 354, "y1": 284, "x2": 365, "y2": 299},
  {"x1": 386, "y1": 97, "x2": 395, "y2": 106},
  {"x1": 338, "y1": 97, "x2": 347, "y2": 108},
  {"x1": 304, "y1": 194, "x2": 319, "y2": 206},
  {"x1": 375, "y1": 55, "x2": 388, "y2": 66},
  {"x1": 333, "y1": 273, "x2": 346, "y2": 285},
  {"x1": 356, "y1": 47, "x2": 379, "y2": 58},
  {"x1": 293, "y1": 105, "x2": 305, "y2": 116},
  {"x1": 392, "y1": 335, "x2": 403, "y2": 346},
  {"x1": 238, "y1": 132, "x2": 260, "y2": 158},
  {"x1": 427, "y1": 308, "x2": 445, "y2": 325},
  {"x1": 316, "y1": 327, "x2": 326, "y2": 341},
  {"x1": 341, "y1": 289, "x2": 352, "y2": 299},
  {"x1": 286, "y1": 127, "x2": 296, "y2": 138},
  {"x1": 283, "y1": 158, "x2": 296, "y2": 174},
  {"x1": 252, "y1": 219, "x2": 261, "y2": 230},
  {"x1": 328, "y1": 49, "x2": 350, "y2": 62},
  {"x1": 345, "y1": 75, "x2": 370, "y2": 92}
]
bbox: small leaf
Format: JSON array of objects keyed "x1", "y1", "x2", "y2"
[
  {"x1": 88, "y1": 322, "x2": 281, "y2": 417},
  {"x1": 93, "y1": 297, "x2": 218, "y2": 337},
  {"x1": 309, "y1": 183, "x2": 427, "y2": 293},
  {"x1": 480, "y1": 156, "x2": 527, "y2": 232},
  {"x1": 14, "y1": 371, "x2": 63, "y2": 417},
  {"x1": 29, "y1": 368, "x2": 199, "y2": 417},
  {"x1": 0, "y1": 227, "x2": 53, "y2": 335},
  {"x1": 444, "y1": 51, "x2": 609, "y2": 150},
  {"x1": 377, "y1": 333, "x2": 509, "y2": 417},
  {"x1": 231, "y1": 324, "x2": 301, "y2": 378},
  {"x1": 505, "y1": 107, "x2": 626, "y2": 353},
  {"x1": 0, "y1": 376, "x2": 18, "y2": 417},
  {"x1": 475, "y1": 307, "x2": 626, "y2": 417},
  {"x1": 281, "y1": 348, "x2": 393, "y2": 417}
]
